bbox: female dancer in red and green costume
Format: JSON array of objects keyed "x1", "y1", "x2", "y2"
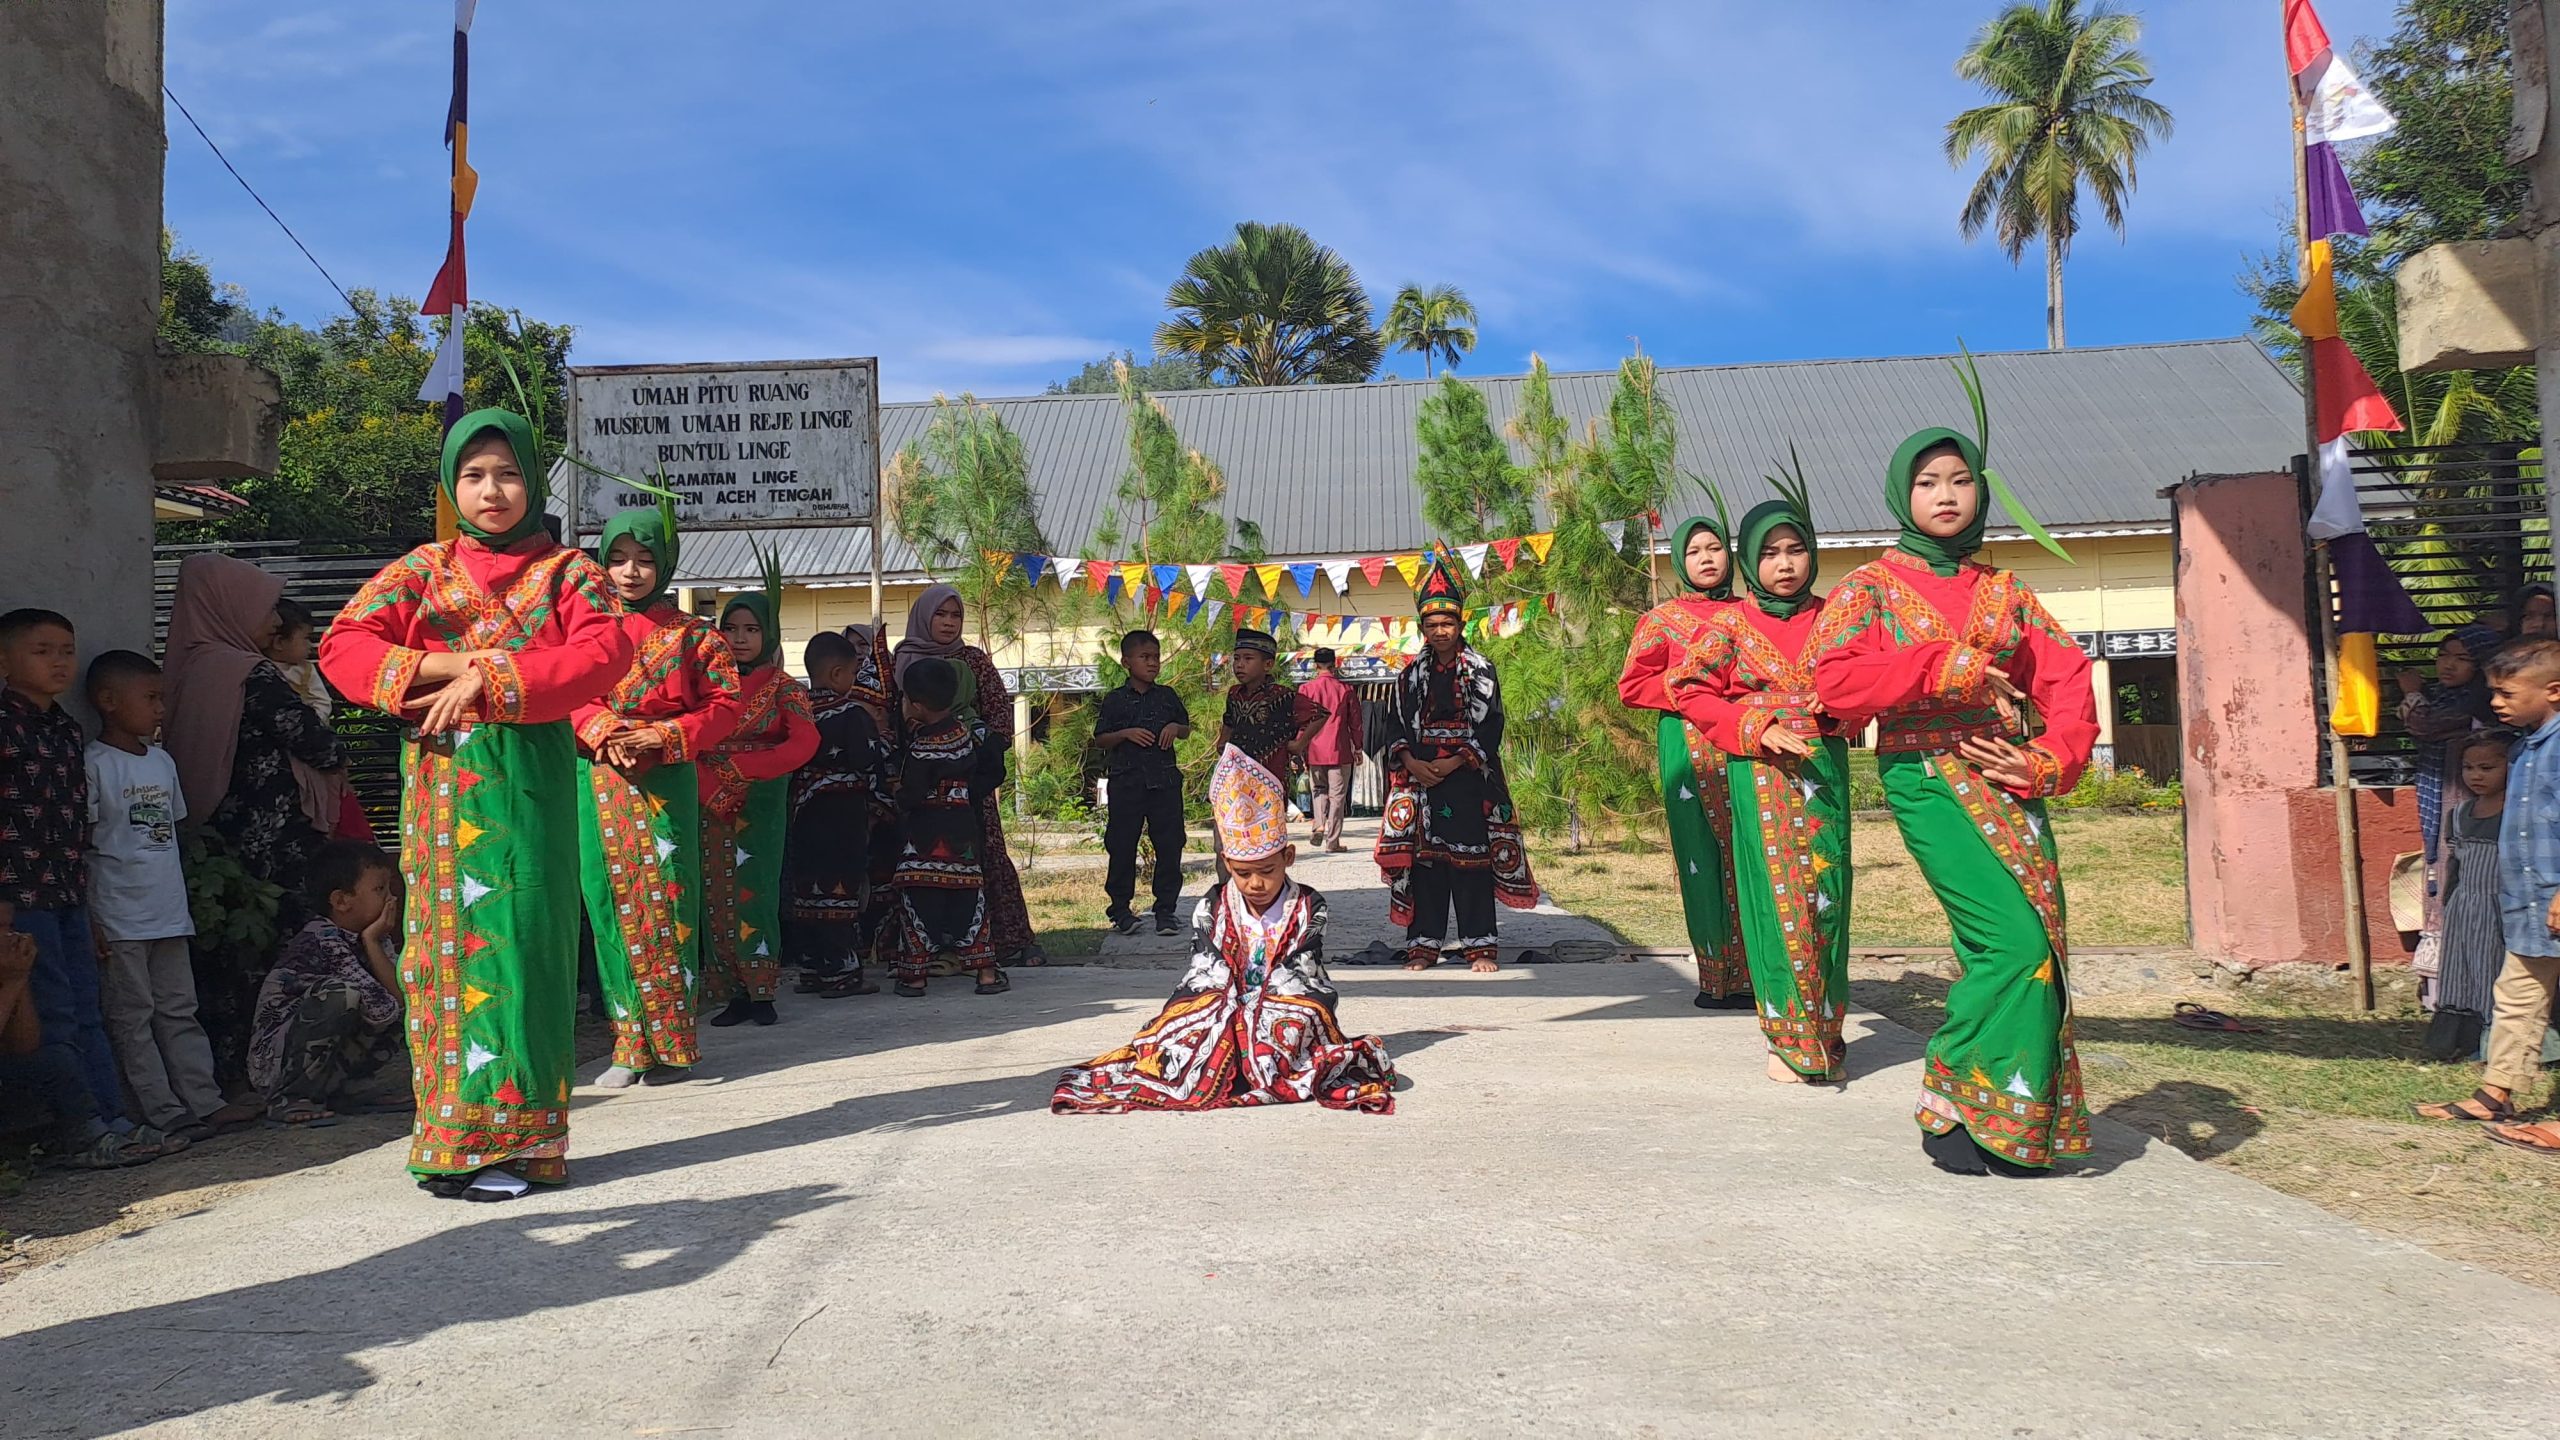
[
  {"x1": 1670, "y1": 491, "x2": 1850, "y2": 1082},
  {"x1": 700, "y1": 570, "x2": 818, "y2": 1027},
  {"x1": 1618, "y1": 510, "x2": 1751, "y2": 1009},
  {"x1": 574, "y1": 505, "x2": 743, "y2": 1089},
  {"x1": 318, "y1": 409, "x2": 634, "y2": 1200},
  {"x1": 1813, "y1": 426, "x2": 2097, "y2": 1176}
]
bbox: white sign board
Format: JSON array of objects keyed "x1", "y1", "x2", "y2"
[{"x1": 567, "y1": 358, "x2": 878, "y2": 532}]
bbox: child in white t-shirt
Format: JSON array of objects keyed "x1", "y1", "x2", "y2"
[{"x1": 84, "y1": 651, "x2": 259, "y2": 1140}]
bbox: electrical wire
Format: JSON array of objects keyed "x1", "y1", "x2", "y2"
[{"x1": 163, "y1": 83, "x2": 357, "y2": 313}]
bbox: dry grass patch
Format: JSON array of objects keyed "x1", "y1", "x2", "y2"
[{"x1": 1533, "y1": 810, "x2": 2188, "y2": 950}]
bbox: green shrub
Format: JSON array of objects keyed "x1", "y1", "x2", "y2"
[{"x1": 2054, "y1": 765, "x2": 2183, "y2": 812}]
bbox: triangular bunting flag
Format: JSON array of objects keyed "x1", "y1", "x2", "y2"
[
  {"x1": 1086, "y1": 565, "x2": 1111, "y2": 596},
  {"x1": 1201, "y1": 600, "x2": 1225, "y2": 625},
  {"x1": 1217, "y1": 563, "x2": 1250, "y2": 598},
  {"x1": 1255, "y1": 563, "x2": 1288, "y2": 600},
  {"x1": 1053, "y1": 557, "x2": 1084, "y2": 590},
  {"x1": 985, "y1": 551, "x2": 1015, "y2": 580},
  {"x1": 1152, "y1": 563, "x2": 1181, "y2": 593},
  {"x1": 1322, "y1": 559, "x2": 1353, "y2": 594},
  {"x1": 1458, "y1": 542, "x2": 1490, "y2": 578},
  {"x1": 1360, "y1": 556, "x2": 1388, "y2": 586},
  {"x1": 1493, "y1": 537, "x2": 1522, "y2": 571},
  {"x1": 1542, "y1": 593, "x2": 1559, "y2": 615},
  {"x1": 1526, "y1": 533, "x2": 1555, "y2": 563},
  {"x1": 1105, "y1": 574, "x2": 1125, "y2": 605},
  {"x1": 1119, "y1": 562, "x2": 1149, "y2": 595},
  {"x1": 1599, "y1": 520, "x2": 1627, "y2": 552},
  {"x1": 1015, "y1": 553, "x2": 1048, "y2": 589},
  {"x1": 1286, "y1": 562, "x2": 1317, "y2": 597},
  {"x1": 1394, "y1": 554, "x2": 1424, "y2": 588},
  {"x1": 1186, "y1": 563, "x2": 1217, "y2": 597},
  {"x1": 2310, "y1": 338, "x2": 2403, "y2": 439},
  {"x1": 1185, "y1": 592, "x2": 1206, "y2": 622}
]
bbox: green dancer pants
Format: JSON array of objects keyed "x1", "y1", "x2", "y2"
[
  {"x1": 399, "y1": 721, "x2": 580, "y2": 1184},
  {"x1": 706, "y1": 777, "x2": 791, "y2": 1003},
  {"x1": 1877, "y1": 751, "x2": 2090, "y2": 1167},
  {"x1": 577, "y1": 756, "x2": 703, "y2": 1070},
  {"x1": 1726, "y1": 736, "x2": 1851, "y2": 1078},
  {"x1": 1657, "y1": 713, "x2": 1748, "y2": 997}
]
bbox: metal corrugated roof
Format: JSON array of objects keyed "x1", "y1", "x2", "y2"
[{"x1": 596, "y1": 339, "x2": 2299, "y2": 584}]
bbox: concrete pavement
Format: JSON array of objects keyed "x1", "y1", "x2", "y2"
[{"x1": 2, "y1": 941, "x2": 2552, "y2": 1437}]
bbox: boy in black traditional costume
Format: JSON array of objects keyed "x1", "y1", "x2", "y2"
[{"x1": 1377, "y1": 554, "x2": 1539, "y2": 972}]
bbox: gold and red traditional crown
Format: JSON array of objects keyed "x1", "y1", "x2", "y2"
[{"x1": 1209, "y1": 744, "x2": 1290, "y2": 861}]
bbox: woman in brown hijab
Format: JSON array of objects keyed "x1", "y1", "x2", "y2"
[{"x1": 163, "y1": 554, "x2": 350, "y2": 1068}]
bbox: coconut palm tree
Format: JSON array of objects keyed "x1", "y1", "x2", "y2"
[
  {"x1": 1156, "y1": 222, "x2": 1383, "y2": 387},
  {"x1": 1945, "y1": 0, "x2": 2174, "y2": 347},
  {"x1": 1384, "y1": 283, "x2": 1480, "y2": 378}
]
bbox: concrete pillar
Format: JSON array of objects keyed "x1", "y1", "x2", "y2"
[{"x1": 0, "y1": 0, "x2": 167, "y2": 665}]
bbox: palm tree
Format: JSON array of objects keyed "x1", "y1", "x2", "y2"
[
  {"x1": 1156, "y1": 222, "x2": 1383, "y2": 386},
  {"x1": 1945, "y1": 0, "x2": 2174, "y2": 347},
  {"x1": 1384, "y1": 283, "x2": 1480, "y2": 378}
]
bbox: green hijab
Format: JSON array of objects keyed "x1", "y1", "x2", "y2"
[
  {"x1": 440, "y1": 407, "x2": 548, "y2": 547},
  {"x1": 1885, "y1": 427, "x2": 1989, "y2": 577},
  {"x1": 1737, "y1": 499, "x2": 1819, "y2": 620},
  {"x1": 1670, "y1": 515, "x2": 1734, "y2": 601},
  {"x1": 721, "y1": 591, "x2": 779, "y2": 671},
  {"x1": 596, "y1": 507, "x2": 679, "y2": 610}
]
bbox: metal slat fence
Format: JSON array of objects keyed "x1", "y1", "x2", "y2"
[{"x1": 2314, "y1": 443, "x2": 2546, "y2": 785}]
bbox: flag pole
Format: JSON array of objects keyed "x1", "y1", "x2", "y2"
[{"x1": 2291, "y1": 7, "x2": 2375, "y2": 1011}]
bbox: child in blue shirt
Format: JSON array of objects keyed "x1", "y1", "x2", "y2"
[{"x1": 2420, "y1": 637, "x2": 2560, "y2": 1152}]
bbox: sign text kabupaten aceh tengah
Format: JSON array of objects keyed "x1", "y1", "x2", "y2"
[{"x1": 566, "y1": 358, "x2": 879, "y2": 531}]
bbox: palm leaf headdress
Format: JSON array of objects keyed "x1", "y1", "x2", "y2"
[{"x1": 1951, "y1": 341, "x2": 2072, "y2": 564}]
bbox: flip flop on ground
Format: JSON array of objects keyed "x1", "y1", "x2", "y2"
[{"x1": 2483, "y1": 1121, "x2": 2560, "y2": 1158}]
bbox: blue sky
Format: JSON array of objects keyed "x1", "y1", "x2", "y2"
[{"x1": 163, "y1": 0, "x2": 2402, "y2": 402}]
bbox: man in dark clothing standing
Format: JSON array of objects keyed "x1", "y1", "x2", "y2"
[{"x1": 1094, "y1": 631, "x2": 1192, "y2": 935}]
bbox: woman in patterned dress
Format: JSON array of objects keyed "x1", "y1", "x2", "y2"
[
  {"x1": 316, "y1": 408, "x2": 634, "y2": 1200},
  {"x1": 573, "y1": 506, "x2": 743, "y2": 1088},
  {"x1": 1812, "y1": 427, "x2": 2097, "y2": 1177},
  {"x1": 891, "y1": 585, "x2": 1036, "y2": 964},
  {"x1": 162, "y1": 552, "x2": 353, "y2": 1074},
  {"x1": 1669, "y1": 495, "x2": 1851, "y2": 1083},
  {"x1": 699, "y1": 583, "x2": 818, "y2": 1027},
  {"x1": 1617, "y1": 512, "x2": 1751, "y2": 1009}
]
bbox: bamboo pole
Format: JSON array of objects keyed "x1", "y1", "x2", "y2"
[{"x1": 2291, "y1": 23, "x2": 2376, "y2": 1011}]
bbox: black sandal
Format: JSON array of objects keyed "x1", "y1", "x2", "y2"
[
  {"x1": 974, "y1": 970, "x2": 1012, "y2": 996},
  {"x1": 894, "y1": 981, "x2": 927, "y2": 998},
  {"x1": 2414, "y1": 1089, "x2": 2516, "y2": 1124},
  {"x1": 818, "y1": 973, "x2": 879, "y2": 998}
]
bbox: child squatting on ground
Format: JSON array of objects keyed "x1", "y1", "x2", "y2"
[
  {"x1": 2419, "y1": 637, "x2": 2560, "y2": 1156},
  {"x1": 249, "y1": 839, "x2": 409, "y2": 1125}
]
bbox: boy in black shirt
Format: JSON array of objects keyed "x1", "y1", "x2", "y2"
[{"x1": 1094, "y1": 630, "x2": 1191, "y2": 935}]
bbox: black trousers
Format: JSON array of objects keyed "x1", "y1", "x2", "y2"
[
  {"x1": 1105, "y1": 777, "x2": 1187, "y2": 919},
  {"x1": 1406, "y1": 861, "x2": 1498, "y2": 961}
]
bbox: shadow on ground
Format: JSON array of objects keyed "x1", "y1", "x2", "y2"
[{"x1": 0, "y1": 1186, "x2": 846, "y2": 1440}]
